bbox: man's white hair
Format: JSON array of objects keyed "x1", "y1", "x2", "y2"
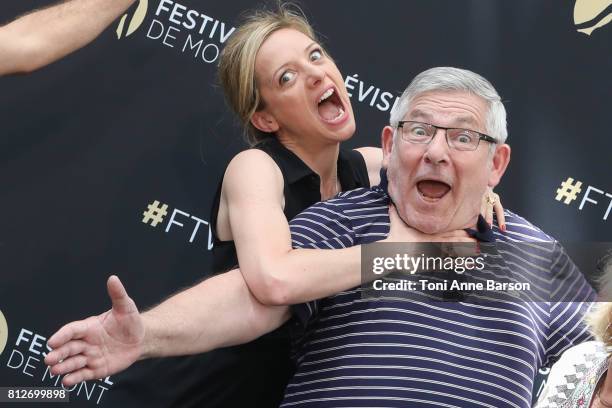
[{"x1": 390, "y1": 67, "x2": 508, "y2": 144}]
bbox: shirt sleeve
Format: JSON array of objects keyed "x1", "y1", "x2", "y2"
[
  {"x1": 544, "y1": 241, "x2": 596, "y2": 366},
  {"x1": 288, "y1": 200, "x2": 356, "y2": 327},
  {"x1": 535, "y1": 341, "x2": 606, "y2": 408}
]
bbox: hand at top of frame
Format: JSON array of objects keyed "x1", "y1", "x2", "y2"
[{"x1": 44, "y1": 275, "x2": 144, "y2": 387}]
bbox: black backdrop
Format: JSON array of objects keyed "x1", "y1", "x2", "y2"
[{"x1": 1, "y1": 0, "x2": 610, "y2": 406}]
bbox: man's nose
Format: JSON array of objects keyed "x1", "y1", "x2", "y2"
[{"x1": 423, "y1": 129, "x2": 450, "y2": 165}]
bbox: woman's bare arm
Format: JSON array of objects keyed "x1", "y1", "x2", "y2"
[{"x1": 221, "y1": 149, "x2": 472, "y2": 306}]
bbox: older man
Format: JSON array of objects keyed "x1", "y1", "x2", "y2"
[
  {"x1": 278, "y1": 67, "x2": 594, "y2": 407},
  {"x1": 46, "y1": 67, "x2": 593, "y2": 407}
]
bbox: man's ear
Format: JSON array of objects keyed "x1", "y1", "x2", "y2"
[
  {"x1": 381, "y1": 125, "x2": 395, "y2": 168},
  {"x1": 250, "y1": 110, "x2": 279, "y2": 133},
  {"x1": 488, "y1": 144, "x2": 511, "y2": 188}
]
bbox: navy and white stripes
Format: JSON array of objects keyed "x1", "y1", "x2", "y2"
[{"x1": 283, "y1": 185, "x2": 594, "y2": 408}]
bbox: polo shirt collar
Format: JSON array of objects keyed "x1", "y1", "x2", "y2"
[{"x1": 377, "y1": 168, "x2": 495, "y2": 242}]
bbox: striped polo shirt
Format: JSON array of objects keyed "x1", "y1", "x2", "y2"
[{"x1": 282, "y1": 175, "x2": 595, "y2": 408}]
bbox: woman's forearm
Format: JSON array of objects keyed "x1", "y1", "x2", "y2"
[
  {"x1": 246, "y1": 218, "x2": 474, "y2": 306},
  {"x1": 255, "y1": 245, "x2": 363, "y2": 305}
]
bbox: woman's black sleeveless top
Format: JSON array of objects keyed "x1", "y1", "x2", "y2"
[{"x1": 200, "y1": 137, "x2": 370, "y2": 408}]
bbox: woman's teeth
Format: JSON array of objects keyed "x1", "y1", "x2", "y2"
[{"x1": 318, "y1": 88, "x2": 334, "y2": 103}]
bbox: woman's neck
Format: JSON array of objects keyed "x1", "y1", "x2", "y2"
[{"x1": 277, "y1": 135, "x2": 340, "y2": 200}]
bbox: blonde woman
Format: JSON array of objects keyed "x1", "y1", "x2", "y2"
[{"x1": 45, "y1": 4, "x2": 505, "y2": 407}]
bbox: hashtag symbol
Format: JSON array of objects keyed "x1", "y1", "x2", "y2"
[
  {"x1": 142, "y1": 200, "x2": 168, "y2": 227},
  {"x1": 555, "y1": 177, "x2": 583, "y2": 205}
]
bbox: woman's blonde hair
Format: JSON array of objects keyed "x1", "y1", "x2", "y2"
[
  {"x1": 587, "y1": 256, "x2": 612, "y2": 348},
  {"x1": 218, "y1": 3, "x2": 317, "y2": 146}
]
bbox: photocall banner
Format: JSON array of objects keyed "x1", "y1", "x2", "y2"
[{"x1": 1, "y1": 0, "x2": 610, "y2": 406}]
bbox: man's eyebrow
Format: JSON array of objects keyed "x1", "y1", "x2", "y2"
[
  {"x1": 407, "y1": 109, "x2": 432, "y2": 120},
  {"x1": 454, "y1": 116, "x2": 477, "y2": 127}
]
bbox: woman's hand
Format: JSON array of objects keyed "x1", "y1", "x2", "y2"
[
  {"x1": 481, "y1": 188, "x2": 506, "y2": 231},
  {"x1": 385, "y1": 204, "x2": 476, "y2": 243},
  {"x1": 381, "y1": 205, "x2": 479, "y2": 270}
]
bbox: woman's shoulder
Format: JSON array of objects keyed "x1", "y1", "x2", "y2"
[
  {"x1": 353, "y1": 147, "x2": 382, "y2": 168},
  {"x1": 223, "y1": 149, "x2": 283, "y2": 192},
  {"x1": 226, "y1": 148, "x2": 279, "y2": 174},
  {"x1": 353, "y1": 147, "x2": 383, "y2": 186}
]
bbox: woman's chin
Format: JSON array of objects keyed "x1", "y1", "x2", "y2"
[{"x1": 334, "y1": 118, "x2": 356, "y2": 142}]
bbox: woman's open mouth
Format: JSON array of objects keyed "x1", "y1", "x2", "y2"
[{"x1": 316, "y1": 87, "x2": 346, "y2": 124}]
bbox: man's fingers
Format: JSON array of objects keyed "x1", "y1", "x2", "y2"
[
  {"x1": 107, "y1": 275, "x2": 138, "y2": 314},
  {"x1": 50, "y1": 355, "x2": 88, "y2": 376},
  {"x1": 45, "y1": 340, "x2": 88, "y2": 365},
  {"x1": 47, "y1": 320, "x2": 89, "y2": 349},
  {"x1": 62, "y1": 368, "x2": 96, "y2": 387}
]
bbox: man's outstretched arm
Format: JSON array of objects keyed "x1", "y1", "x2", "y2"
[
  {"x1": 44, "y1": 271, "x2": 290, "y2": 387},
  {"x1": 0, "y1": 0, "x2": 135, "y2": 75}
]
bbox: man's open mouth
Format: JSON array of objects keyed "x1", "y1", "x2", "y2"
[
  {"x1": 417, "y1": 180, "x2": 451, "y2": 201},
  {"x1": 317, "y1": 87, "x2": 345, "y2": 123}
]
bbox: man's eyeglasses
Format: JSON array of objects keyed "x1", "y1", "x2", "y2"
[{"x1": 396, "y1": 120, "x2": 497, "y2": 151}]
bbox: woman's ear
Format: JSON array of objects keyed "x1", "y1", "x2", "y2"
[{"x1": 251, "y1": 111, "x2": 279, "y2": 133}]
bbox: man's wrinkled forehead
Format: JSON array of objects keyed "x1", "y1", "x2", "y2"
[
  {"x1": 407, "y1": 108, "x2": 479, "y2": 129},
  {"x1": 404, "y1": 90, "x2": 488, "y2": 130}
]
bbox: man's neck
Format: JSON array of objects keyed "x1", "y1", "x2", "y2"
[{"x1": 377, "y1": 168, "x2": 494, "y2": 242}]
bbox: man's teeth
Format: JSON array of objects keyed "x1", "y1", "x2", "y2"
[{"x1": 318, "y1": 88, "x2": 334, "y2": 103}]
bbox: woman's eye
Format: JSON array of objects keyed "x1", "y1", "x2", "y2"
[
  {"x1": 279, "y1": 71, "x2": 295, "y2": 85},
  {"x1": 310, "y1": 49, "x2": 323, "y2": 61}
]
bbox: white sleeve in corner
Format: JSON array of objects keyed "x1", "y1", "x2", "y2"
[{"x1": 535, "y1": 341, "x2": 607, "y2": 408}]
